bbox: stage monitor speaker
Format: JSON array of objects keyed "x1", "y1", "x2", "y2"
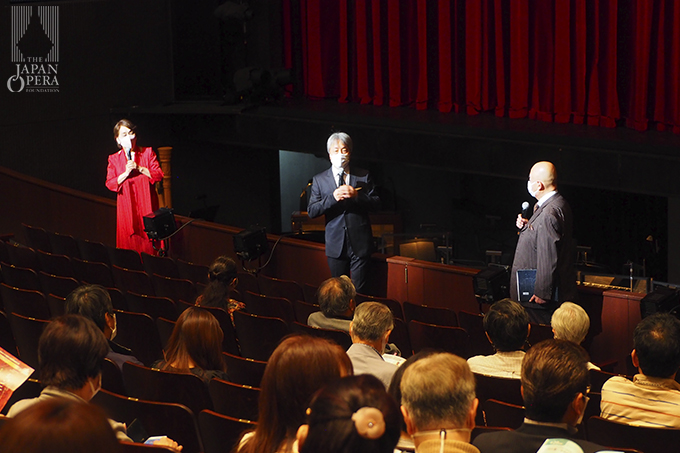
[
  {"x1": 473, "y1": 264, "x2": 510, "y2": 304},
  {"x1": 143, "y1": 208, "x2": 176, "y2": 240},
  {"x1": 233, "y1": 227, "x2": 268, "y2": 261},
  {"x1": 640, "y1": 286, "x2": 680, "y2": 319}
]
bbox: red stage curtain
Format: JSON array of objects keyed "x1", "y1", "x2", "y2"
[{"x1": 283, "y1": 0, "x2": 679, "y2": 134}]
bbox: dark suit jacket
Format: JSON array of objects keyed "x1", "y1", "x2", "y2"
[
  {"x1": 473, "y1": 423, "x2": 606, "y2": 453},
  {"x1": 308, "y1": 167, "x2": 380, "y2": 259},
  {"x1": 510, "y1": 192, "x2": 577, "y2": 309}
]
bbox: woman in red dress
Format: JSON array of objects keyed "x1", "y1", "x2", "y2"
[{"x1": 105, "y1": 119, "x2": 164, "y2": 255}]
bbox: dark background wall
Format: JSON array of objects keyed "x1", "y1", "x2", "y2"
[{"x1": 0, "y1": 0, "x2": 673, "y2": 282}]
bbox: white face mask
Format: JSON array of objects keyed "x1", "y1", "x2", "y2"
[
  {"x1": 527, "y1": 180, "x2": 539, "y2": 198},
  {"x1": 119, "y1": 136, "x2": 132, "y2": 153},
  {"x1": 575, "y1": 394, "x2": 589, "y2": 426},
  {"x1": 109, "y1": 313, "x2": 117, "y2": 341},
  {"x1": 330, "y1": 153, "x2": 350, "y2": 169},
  {"x1": 89, "y1": 376, "x2": 101, "y2": 399}
]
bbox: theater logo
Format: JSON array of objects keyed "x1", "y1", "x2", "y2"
[{"x1": 7, "y1": 5, "x2": 59, "y2": 93}]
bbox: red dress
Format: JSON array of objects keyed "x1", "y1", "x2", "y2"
[{"x1": 106, "y1": 147, "x2": 164, "y2": 255}]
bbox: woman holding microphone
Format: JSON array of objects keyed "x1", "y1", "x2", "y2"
[{"x1": 105, "y1": 119, "x2": 164, "y2": 255}]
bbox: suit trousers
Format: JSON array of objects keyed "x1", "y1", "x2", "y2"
[{"x1": 327, "y1": 231, "x2": 369, "y2": 294}]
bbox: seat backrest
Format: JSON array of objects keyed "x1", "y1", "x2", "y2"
[
  {"x1": 208, "y1": 378, "x2": 260, "y2": 421},
  {"x1": 126, "y1": 291, "x2": 178, "y2": 321},
  {"x1": 1, "y1": 262, "x2": 42, "y2": 292},
  {"x1": 589, "y1": 368, "x2": 627, "y2": 393},
  {"x1": 176, "y1": 259, "x2": 209, "y2": 285},
  {"x1": 107, "y1": 287, "x2": 130, "y2": 311},
  {"x1": 122, "y1": 361, "x2": 213, "y2": 414},
  {"x1": 221, "y1": 352, "x2": 266, "y2": 388},
  {"x1": 474, "y1": 373, "x2": 523, "y2": 407},
  {"x1": 0, "y1": 283, "x2": 51, "y2": 320},
  {"x1": 22, "y1": 224, "x2": 52, "y2": 253},
  {"x1": 46, "y1": 293, "x2": 66, "y2": 318},
  {"x1": 236, "y1": 272, "x2": 259, "y2": 295},
  {"x1": 156, "y1": 317, "x2": 176, "y2": 350},
  {"x1": 356, "y1": 293, "x2": 404, "y2": 320},
  {"x1": 142, "y1": 253, "x2": 180, "y2": 279},
  {"x1": 36, "y1": 250, "x2": 76, "y2": 279},
  {"x1": 0, "y1": 311, "x2": 18, "y2": 357},
  {"x1": 458, "y1": 310, "x2": 495, "y2": 357},
  {"x1": 586, "y1": 416, "x2": 680, "y2": 453},
  {"x1": 292, "y1": 299, "x2": 320, "y2": 324},
  {"x1": 49, "y1": 232, "x2": 81, "y2": 259},
  {"x1": 92, "y1": 389, "x2": 204, "y2": 453},
  {"x1": 527, "y1": 322, "x2": 554, "y2": 347},
  {"x1": 407, "y1": 320, "x2": 469, "y2": 358},
  {"x1": 114, "y1": 310, "x2": 163, "y2": 366},
  {"x1": 101, "y1": 357, "x2": 127, "y2": 396},
  {"x1": 112, "y1": 265, "x2": 155, "y2": 296},
  {"x1": 403, "y1": 301, "x2": 458, "y2": 327},
  {"x1": 258, "y1": 274, "x2": 305, "y2": 304},
  {"x1": 77, "y1": 239, "x2": 111, "y2": 266},
  {"x1": 302, "y1": 283, "x2": 319, "y2": 305},
  {"x1": 243, "y1": 291, "x2": 295, "y2": 324},
  {"x1": 6, "y1": 243, "x2": 40, "y2": 271},
  {"x1": 232, "y1": 310, "x2": 289, "y2": 361},
  {"x1": 72, "y1": 258, "x2": 116, "y2": 287},
  {"x1": 38, "y1": 271, "x2": 80, "y2": 298},
  {"x1": 483, "y1": 399, "x2": 524, "y2": 429},
  {"x1": 198, "y1": 410, "x2": 256, "y2": 453},
  {"x1": 7, "y1": 313, "x2": 49, "y2": 369},
  {"x1": 389, "y1": 317, "x2": 413, "y2": 358},
  {"x1": 108, "y1": 247, "x2": 144, "y2": 271},
  {"x1": 290, "y1": 321, "x2": 352, "y2": 350},
  {"x1": 119, "y1": 442, "x2": 177, "y2": 452},
  {"x1": 151, "y1": 274, "x2": 196, "y2": 304}
]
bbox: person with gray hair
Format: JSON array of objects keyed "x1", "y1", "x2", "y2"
[
  {"x1": 308, "y1": 131, "x2": 380, "y2": 294},
  {"x1": 347, "y1": 302, "x2": 396, "y2": 388},
  {"x1": 551, "y1": 302, "x2": 600, "y2": 370},
  {"x1": 308, "y1": 275, "x2": 356, "y2": 331},
  {"x1": 400, "y1": 353, "x2": 479, "y2": 453}
]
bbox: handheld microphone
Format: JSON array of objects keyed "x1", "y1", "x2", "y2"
[{"x1": 521, "y1": 201, "x2": 531, "y2": 220}]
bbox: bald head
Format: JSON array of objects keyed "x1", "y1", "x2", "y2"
[{"x1": 528, "y1": 161, "x2": 557, "y2": 199}]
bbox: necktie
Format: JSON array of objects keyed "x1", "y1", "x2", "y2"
[{"x1": 337, "y1": 172, "x2": 344, "y2": 187}]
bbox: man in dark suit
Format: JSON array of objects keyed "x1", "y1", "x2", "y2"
[
  {"x1": 473, "y1": 339, "x2": 606, "y2": 453},
  {"x1": 308, "y1": 132, "x2": 380, "y2": 293},
  {"x1": 510, "y1": 161, "x2": 577, "y2": 324}
]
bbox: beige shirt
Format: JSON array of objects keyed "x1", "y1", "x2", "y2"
[{"x1": 467, "y1": 350, "x2": 525, "y2": 379}]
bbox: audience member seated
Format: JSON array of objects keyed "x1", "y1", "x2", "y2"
[
  {"x1": 0, "y1": 398, "x2": 120, "y2": 453},
  {"x1": 467, "y1": 299, "x2": 529, "y2": 378},
  {"x1": 473, "y1": 339, "x2": 606, "y2": 453},
  {"x1": 195, "y1": 256, "x2": 245, "y2": 316},
  {"x1": 308, "y1": 275, "x2": 356, "y2": 331},
  {"x1": 153, "y1": 306, "x2": 229, "y2": 385},
  {"x1": 400, "y1": 352, "x2": 480, "y2": 453},
  {"x1": 387, "y1": 350, "x2": 437, "y2": 452},
  {"x1": 601, "y1": 312, "x2": 680, "y2": 428},
  {"x1": 297, "y1": 375, "x2": 401, "y2": 453},
  {"x1": 6, "y1": 314, "x2": 181, "y2": 451},
  {"x1": 551, "y1": 301, "x2": 600, "y2": 371},
  {"x1": 347, "y1": 302, "x2": 398, "y2": 388},
  {"x1": 65, "y1": 284, "x2": 143, "y2": 370},
  {"x1": 237, "y1": 335, "x2": 353, "y2": 453}
]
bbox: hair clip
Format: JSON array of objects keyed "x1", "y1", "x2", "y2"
[{"x1": 351, "y1": 407, "x2": 385, "y2": 440}]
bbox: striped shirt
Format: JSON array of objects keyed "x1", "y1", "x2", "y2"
[{"x1": 600, "y1": 374, "x2": 680, "y2": 428}]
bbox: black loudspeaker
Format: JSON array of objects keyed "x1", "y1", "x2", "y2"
[
  {"x1": 233, "y1": 227, "x2": 268, "y2": 261},
  {"x1": 143, "y1": 208, "x2": 177, "y2": 240},
  {"x1": 640, "y1": 286, "x2": 680, "y2": 319},
  {"x1": 473, "y1": 265, "x2": 510, "y2": 304}
]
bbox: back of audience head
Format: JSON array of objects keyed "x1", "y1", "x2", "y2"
[
  {"x1": 161, "y1": 306, "x2": 225, "y2": 373},
  {"x1": 298, "y1": 374, "x2": 401, "y2": 453},
  {"x1": 399, "y1": 353, "x2": 478, "y2": 437},
  {"x1": 240, "y1": 335, "x2": 353, "y2": 453},
  {"x1": 351, "y1": 302, "x2": 394, "y2": 348},
  {"x1": 39, "y1": 314, "x2": 109, "y2": 394},
  {"x1": 551, "y1": 302, "x2": 590, "y2": 345},
  {"x1": 199, "y1": 255, "x2": 238, "y2": 307},
  {"x1": 633, "y1": 312, "x2": 680, "y2": 378},
  {"x1": 317, "y1": 275, "x2": 356, "y2": 318},
  {"x1": 0, "y1": 398, "x2": 120, "y2": 453},
  {"x1": 65, "y1": 284, "x2": 115, "y2": 338},
  {"x1": 484, "y1": 298, "x2": 529, "y2": 352},
  {"x1": 521, "y1": 339, "x2": 590, "y2": 424}
]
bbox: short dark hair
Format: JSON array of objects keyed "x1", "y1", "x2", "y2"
[
  {"x1": 521, "y1": 339, "x2": 589, "y2": 423},
  {"x1": 633, "y1": 313, "x2": 680, "y2": 378},
  {"x1": 301, "y1": 375, "x2": 401, "y2": 453},
  {"x1": 65, "y1": 285, "x2": 113, "y2": 332},
  {"x1": 39, "y1": 315, "x2": 109, "y2": 390},
  {"x1": 113, "y1": 118, "x2": 136, "y2": 140},
  {"x1": 483, "y1": 299, "x2": 529, "y2": 351},
  {"x1": 317, "y1": 276, "x2": 355, "y2": 318}
]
